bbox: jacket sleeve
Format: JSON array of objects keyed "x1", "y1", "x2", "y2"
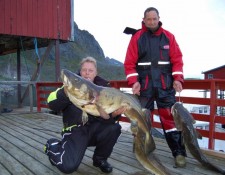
[
  {"x1": 124, "y1": 33, "x2": 140, "y2": 86},
  {"x1": 47, "y1": 86, "x2": 71, "y2": 112},
  {"x1": 167, "y1": 32, "x2": 184, "y2": 84}
]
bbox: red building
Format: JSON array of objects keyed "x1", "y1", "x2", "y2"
[
  {"x1": 203, "y1": 65, "x2": 225, "y2": 121},
  {"x1": 0, "y1": 0, "x2": 74, "y2": 107},
  {"x1": 0, "y1": 0, "x2": 74, "y2": 55},
  {"x1": 0, "y1": 0, "x2": 74, "y2": 80},
  {"x1": 202, "y1": 65, "x2": 225, "y2": 79}
]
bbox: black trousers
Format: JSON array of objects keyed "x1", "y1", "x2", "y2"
[{"x1": 47, "y1": 121, "x2": 121, "y2": 174}]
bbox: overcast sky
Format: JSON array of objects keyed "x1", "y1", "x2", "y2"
[{"x1": 74, "y1": 0, "x2": 225, "y2": 78}]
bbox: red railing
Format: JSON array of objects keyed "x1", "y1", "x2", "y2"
[
  {"x1": 36, "y1": 79, "x2": 225, "y2": 150},
  {"x1": 36, "y1": 82, "x2": 63, "y2": 111}
]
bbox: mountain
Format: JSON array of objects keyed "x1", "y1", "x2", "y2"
[{"x1": 0, "y1": 22, "x2": 126, "y2": 81}]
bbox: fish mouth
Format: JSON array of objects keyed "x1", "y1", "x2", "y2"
[
  {"x1": 61, "y1": 69, "x2": 73, "y2": 80},
  {"x1": 61, "y1": 69, "x2": 82, "y2": 87},
  {"x1": 171, "y1": 103, "x2": 176, "y2": 115},
  {"x1": 60, "y1": 69, "x2": 65, "y2": 82},
  {"x1": 60, "y1": 69, "x2": 70, "y2": 87},
  {"x1": 171, "y1": 105, "x2": 174, "y2": 114},
  {"x1": 60, "y1": 69, "x2": 70, "y2": 82}
]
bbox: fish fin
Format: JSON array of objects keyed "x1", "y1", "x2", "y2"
[
  {"x1": 145, "y1": 133, "x2": 156, "y2": 154},
  {"x1": 131, "y1": 121, "x2": 138, "y2": 153},
  {"x1": 125, "y1": 93, "x2": 139, "y2": 100},
  {"x1": 82, "y1": 111, "x2": 89, "y2": 125},
  {"x1": 96, "y1": 105, "x2": 110, "y2": 119},
  {"x1": 123, "y1": 93, "x2": 142, "y2": 108},
  {"x1": 130, "y1": 120, "x2": 138, "y2": 135}
]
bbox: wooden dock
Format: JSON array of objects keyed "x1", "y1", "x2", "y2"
[{"x1": 0, "y1": 110, "x2": 225, "y2": 175}]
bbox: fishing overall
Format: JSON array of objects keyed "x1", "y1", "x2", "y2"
[
  {"x1": 136, "y1": 30, "x2": 186, "y2": 161},
  {"x1": 45, "y1": 116, "x2": 121, "y2": 174}
]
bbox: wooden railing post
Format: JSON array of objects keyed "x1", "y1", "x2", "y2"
[
  {"x1": 36, "y1": 83, "x2": 41, "y2": 112},
  {"x1": 208, "y1": 80, "x2": 216, "y2": 149},
  {"x1": 29, "y1": 84, "x2": 33, "y2": 112}
]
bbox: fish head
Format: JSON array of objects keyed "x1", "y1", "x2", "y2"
[
  {"x1": 171, "y1": 102, "x2": 180, "y2": 118},
  {"x1": 60, "y1": 69, "x2": 96, "y2": 103},
  {"x1": 171, "y1": 102, "x2": 183, "y2": 131}
]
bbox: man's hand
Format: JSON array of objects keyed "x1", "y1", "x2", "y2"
[
  {"x1": 111, "y1": 107, "x2": 126, "y2": 118},
  {"x1": 132, "y1": 82, "x2": 141, "y2": 95},
  {"x1": 173, "y1": 80, "x2": 183, "y2": 92}
]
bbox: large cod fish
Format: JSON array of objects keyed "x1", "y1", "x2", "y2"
[
  {"x1": 61, "y1": 69, "x2": 171, "y2": 175},
  {"x1": 171, "y1": 102, "x2": 225, "y2": 175}
]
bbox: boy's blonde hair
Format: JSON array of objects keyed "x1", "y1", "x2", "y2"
[{"x1": 80, "y1": 56, "x2": 97, "y2": 69}]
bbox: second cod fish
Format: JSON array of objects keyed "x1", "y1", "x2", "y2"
[{"x1": 171, "y1": 102, "x2": 225, "y2": 175}]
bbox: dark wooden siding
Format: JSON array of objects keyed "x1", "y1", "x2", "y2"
[{"x1": 0, "y1": 0, "x2": 74, "y2": 41}]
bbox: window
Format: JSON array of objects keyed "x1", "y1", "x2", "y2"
[
  {"x1": 208, "y1": 74, "x2": 213, "y2": 79},
  {"x1": 204, "y1": 107, "x2": 207, "y2": 113}
]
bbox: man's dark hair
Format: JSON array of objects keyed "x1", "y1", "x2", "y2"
[{"x1": 144, "y1": 7, "x2": 159, "y2": 18}]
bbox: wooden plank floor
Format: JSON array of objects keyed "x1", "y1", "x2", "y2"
[{"x1": 0, "y1": 111, "x2": 225, "y2": 175}]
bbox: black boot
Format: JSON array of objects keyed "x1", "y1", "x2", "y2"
[
  {"x1": 93, "y1": 157, "x2": 113, "y2": 173},
  {"x1": 165, "y1": 131, "x2": 187, "y2": 167}
]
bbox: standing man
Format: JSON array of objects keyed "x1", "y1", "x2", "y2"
[
  {"x1": 124, "y1": 7, "x2": 186, "y2": 167},
  {"x1": 45, "y1": 57, "x2": 123, "y2": 174}
]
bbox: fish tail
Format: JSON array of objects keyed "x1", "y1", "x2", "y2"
[
  {"x1": 203, "y1": 161, "x2": 225, "y2": 174},
  {"x1": 134, "y1": 133, "x2": 171, "y2": 174},
  {"x1": 147, "y1": 153, "x2": 172, "y2": 175}
]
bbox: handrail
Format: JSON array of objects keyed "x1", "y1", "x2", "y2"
[
  {"x1": 36, "y1": 82, "x2": 62, "y2": 112},
  {"x1": 36, "y1": 79, "x2": 225, "y2": 150}
]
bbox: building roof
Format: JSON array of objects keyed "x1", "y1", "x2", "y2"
[{"x1": 202, "y1": 65, "x2": 225, "y2": 74}]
